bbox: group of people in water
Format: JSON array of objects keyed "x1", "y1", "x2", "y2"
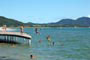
[
  {"x1": 1, "y1": 25, "x2": 55, "y2": 59},
  {"x1": 35, "y1": 27, "x2": 55, "y2": 45},
  {"x1": 30, "y1": 27, "x2": 55, "y2": 59},
  {"x1": 1, "y1": 25, "x2": 54, "y2": 45}
]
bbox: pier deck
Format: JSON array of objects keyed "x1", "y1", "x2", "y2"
[{"x1": 0, "y1": 32, "x2": 32, "y2": 39}]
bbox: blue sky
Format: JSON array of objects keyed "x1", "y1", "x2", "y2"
[{"x1": 0, "y1": 0, "x2": 90, "y2": 23}]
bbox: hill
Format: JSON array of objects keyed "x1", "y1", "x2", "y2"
[
  {"x1": 0, "y1": 16, "x2": 90, "y2": 27},
  {"x1": 0, "y1": 16, "x2": 23, "y2": 27},
  {"x1": 53, "y1": 17, "x2": 90, "y2": 27}
]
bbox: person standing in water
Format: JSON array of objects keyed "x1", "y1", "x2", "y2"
[
  {"x1": 2, "y1": 25, "x2": 7, "y2": 32},
  {"x1": 47, "y1": 35, "x2": 51, "y2": 42},
  {"x1": 30, "y1": 55, "x2": 36, "y2": 59},
  {"x1": 35, "y1": 27, "x2": 40, "y2": 34},
  {"x1": 38, "y1": 40, "x2": 42, "y2": 43},
  {"x1": 20, "y1": 26, "x2": 24, "y2": 33},
  {"x1": 52, "y1": 41, "x2": 55, "y2": 46}
]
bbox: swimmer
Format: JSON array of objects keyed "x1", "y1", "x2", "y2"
[
  {"x1": 47, "y1": 35, "x2": 51, "y2": 42},
  {"x1": 11, "y1": 44, "x2": 16, "y2": 48},
  {"x1": 52, "y1": 42, "x2": 55, "y2": 46},
  {"x1": 30, "y1": 55, "x2": 36, "y2": 59},
  {"x1": 38, "y1": 40, "x2": 42, "y2": 43}
]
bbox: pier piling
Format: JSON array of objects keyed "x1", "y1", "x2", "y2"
[{"x1": 0, "y1": 32, "x2": 31, "y2": 44}]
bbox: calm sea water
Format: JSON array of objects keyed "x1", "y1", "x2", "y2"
[{"x1": 0, "y1": 27, "x2": 90, "y2": 60}]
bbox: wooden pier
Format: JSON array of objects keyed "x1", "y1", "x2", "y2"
[{"x1": 0, "y1": 32, "x2": 32, "y2": 44}]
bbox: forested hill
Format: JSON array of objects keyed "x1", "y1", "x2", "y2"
[
  {"x1": 0, "y1": 16, "x2": 90, "y2": 27},
  {"x1": 0, "y1": 16, "x2": 24, "y2": 27},
  {"x1": 54, "y1": 17, "x2": 90, "y2": 27}
]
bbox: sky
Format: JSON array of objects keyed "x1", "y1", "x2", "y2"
[{"x1": 0, "y1": 0, "x2": 90, "y2": 23}]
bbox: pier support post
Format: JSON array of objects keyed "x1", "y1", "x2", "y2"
[
  {"x1": 28, "y1": 39, "x2": 31, "y2": 45},
  {"x1": 15, "y1": 37, "x2": 17, "y2": 42}
]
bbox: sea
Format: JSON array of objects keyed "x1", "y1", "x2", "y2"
[{"x1": 0, "y1": 27, "x2": 90, "y2": 60}]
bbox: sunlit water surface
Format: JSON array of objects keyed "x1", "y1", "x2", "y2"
[{"x1": 0, "y1": 27, "x2": 90, "y2": 60}]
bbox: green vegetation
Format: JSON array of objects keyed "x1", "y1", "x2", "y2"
[
  {"x1": 0, "y1": 16, "x2": 90, "y2": 27},
  {"x1": 0, "y1": 16, "x2": 24, "y2": 27}
]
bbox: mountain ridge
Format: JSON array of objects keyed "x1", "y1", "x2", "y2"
[
  {"x1": 53, "y1": 17, "x2": 90, "y2": 27},
  {"x1": 0, "y1": 16, "x2": 90, "y2": 27}
]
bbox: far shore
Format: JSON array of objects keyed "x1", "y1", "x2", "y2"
[
  {"x1": 8, "y1": 26, "x2": 90, "y2": 28},
  {"x1": 1, "y1": 26, "x2": 90, "y2": 29}
]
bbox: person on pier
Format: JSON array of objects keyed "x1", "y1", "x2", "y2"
[
  {"x1": 2, "y1": 25, "x2": 7, "y2": 32},
  {"x1": 20, "y1": 26, "x2": 24, "y2": 33}
]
